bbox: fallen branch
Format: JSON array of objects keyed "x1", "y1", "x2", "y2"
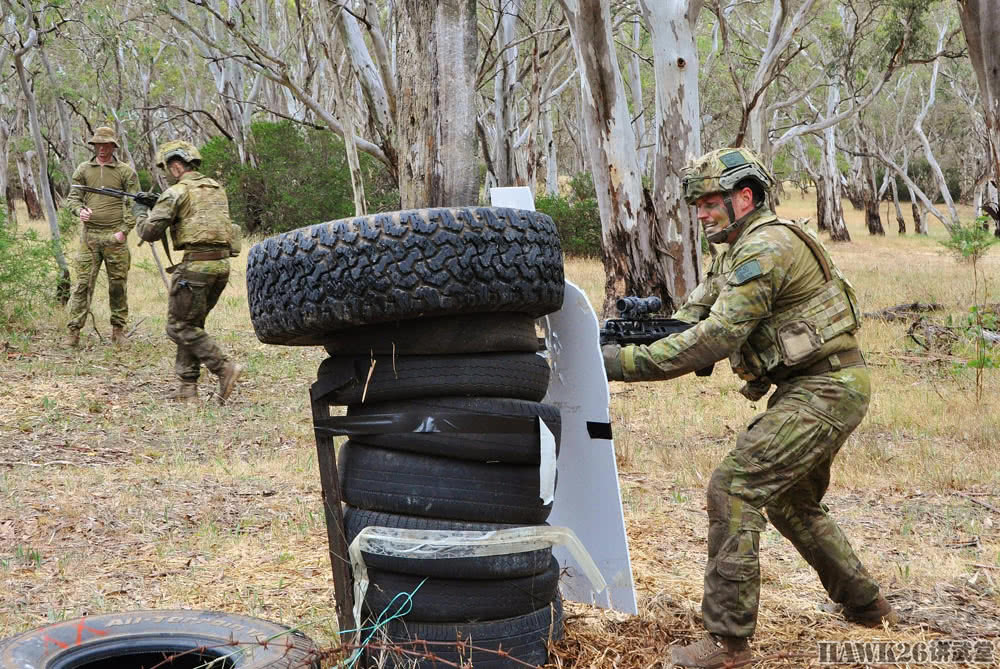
[{"x1": 864, "y1": 302, "x2": 944, "y2": 322}]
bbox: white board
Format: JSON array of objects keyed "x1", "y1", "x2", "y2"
[
  {"x1": 489, "y1": 186, "x2": 535, "y2": 210},
  {"x1": 542, "y1": 281, "x2": 638, "y2": 614}
]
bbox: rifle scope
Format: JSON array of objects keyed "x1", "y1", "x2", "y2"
[{"x1": 616, "y1": 295, "x2": 662, "y2": 317}]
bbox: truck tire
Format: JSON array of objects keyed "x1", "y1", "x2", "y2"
[
  {"x1": 346, "y1": 397, "x2": 561, "y2": 464},
  {"x1": 363, "y1": 596, "x2": 563, "y2": 668},
  {"x1": 339, "y1": 443, "x2": 554, "y2": 524},
  {"x1": 344, "y1": 506, "x2": 552, "y2": 579},
  {"x1": 364, "y1": 557, "x2": 559, "y2": 622},
  {"x1": 247, "y1": 207, "x2": 564, "y2": 345},
  {"x1": 315, "y1": 352, "x2": 551, "y2": 405},
  {"x1": 322, "y1": 313, "x2": 541, "y2": 355},
  {"x1": 0, "y1": 610, "x2": 317, "y2": 669}
]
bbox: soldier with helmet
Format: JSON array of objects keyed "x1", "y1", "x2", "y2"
[
  {"x1": 133, "y1": 139, "x2": 243, "y2": 404},
  {"x1": 64, "y1": 126, "x2": 140, "y2": 348},
  {"x1": 602, "y1": 148, "x2": 896, "y2": 668}
]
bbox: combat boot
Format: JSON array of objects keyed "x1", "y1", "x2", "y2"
[
  {"x1": 843, "y1": 596, "x2": 898, "y2": 628},
  {"x1": 111, "y1": 326, "x2": 127, "y2": 346},
  {"x1": 217, "y1": 361, "x2": 244, "y2": 403},
  {"x1": 65, "y1": 329, "x2": 80, "y2": 348},
  {"x1": 167, "y1": 382, "x2": 198, "y2": 403},
  {"x1": 670, "y1": 634, "x2": 751, "y2": 668}
]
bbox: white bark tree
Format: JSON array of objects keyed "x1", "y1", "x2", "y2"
[{"x1": 558, "y1": 0, "x2": 703, "y2": 314}]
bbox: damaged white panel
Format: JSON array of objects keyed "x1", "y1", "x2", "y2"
[{"x1": 542, "y1": 280, "x2": 638, "y2": 614}]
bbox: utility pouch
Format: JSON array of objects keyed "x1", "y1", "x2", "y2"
[{"x1": 776, "y1": 319, "x2": 823, "y2": 366}]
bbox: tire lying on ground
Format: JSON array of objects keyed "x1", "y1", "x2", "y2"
[
  {"x1": 322, "y1": 313, "x2": 541, "y2": 356},
  {"x1": 346, "y1": 397, "x2": 561, "y2": 464},
  {"x1": 339, "y1": 442, "x2": 555, "y2": 524},
  {"x1": 315, "y1": 351, "x2": 551, "y2": 405},
  {"x1": 364, "y1": 556, "x2": 560, "y2": 622},
  {"x1": 344, "y1": 506, "x2": 553, "y2": 579},
  {"x1": 247, "y1": 207, "x2": 564, "y2": 346},
  {"x1": 364, "y1": 596, "x2": 563, "y2": 669},
  {"x1": 0, "y1": 610, "x2": 318, "y2": 669}
]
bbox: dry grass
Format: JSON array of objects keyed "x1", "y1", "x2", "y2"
[{"x1": 2, "y1": 195, "x2": 999, "y2": 667}]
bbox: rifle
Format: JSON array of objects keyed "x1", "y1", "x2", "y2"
[
  {"x1": 70, "y1": 185, "x2": 160, "y2": 208},
  {"x1": 600, "y1": 295, "x2": 714, "y2": 377},
  {"x1": 70, "y1": 185, "x2": 170, "y2": 289}
]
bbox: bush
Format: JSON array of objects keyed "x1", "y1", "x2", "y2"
[
  {"x1": 0, "y1": 200, "x2": 58, "y2": 328},
  {"x1": 200, "y1": 121, "x2": 398, "y2": 235},
  {"x1": 535, "y1": 172, "x2": 602, "y2": 256}
]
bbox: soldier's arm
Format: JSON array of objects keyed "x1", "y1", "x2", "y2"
[
  {"x1": 617, "y1": 251, "x2": 778, "y2": 382},
  {"x1": 136, "y1": 189, "x2": 179, "y2": 243},
  {"x1": 64, "y1": 164, "x2": 88, "y2": 217},
  {"x1": 121, "y1": 166, "x2": 140, "y2": 234},
  {"x1": 671, "y1": 251, "x2": 726, "y2": 324}
]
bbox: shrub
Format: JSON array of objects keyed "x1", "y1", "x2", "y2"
[
  {"x1": 200, "y1": 121, "x2": 398, "y2": 235},
  {"x1": 0, "y1": 200, "x2": 58, "y2": 328},
  {"x1": 535, "y1": 172, "x2": 602, "y2": 256}
]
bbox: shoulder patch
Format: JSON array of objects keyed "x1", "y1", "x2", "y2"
[{"x1": 730, "y1": 259, "x2": 764, "y2": 285}]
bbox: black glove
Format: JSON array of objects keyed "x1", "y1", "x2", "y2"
[
  {"x1": 602, "y1": 344, "x2": 624, "y2": 381},
  {"x1": 739, "y1": 378, "x2": 771, "y2": 402}
]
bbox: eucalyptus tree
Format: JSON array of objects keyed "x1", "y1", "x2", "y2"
[
  {"x1": 957, "y1": 0, "x2": 1000, "y2": 231},
  {"x1": 557, "y1": 0, "x2": 704, "y2": 314},
  {"x1": 2, "y1": 0, "x2": 71, "y2": 297}
]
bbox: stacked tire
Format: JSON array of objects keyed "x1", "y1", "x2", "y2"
[{"x1": 247, "y1": 207, "x2": 566, "y2": 668}]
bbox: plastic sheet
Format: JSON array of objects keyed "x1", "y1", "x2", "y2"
[{"x1": 348, "y1": 525, "x2": 607, "y2": 634}]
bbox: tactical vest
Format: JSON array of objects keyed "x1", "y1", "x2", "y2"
[
  {"x1": 169, "y1": 174, "x2": 233, "y2": 250},
  {"x1": 728, "y1": 218, "x2": 861, "y2": 380}
]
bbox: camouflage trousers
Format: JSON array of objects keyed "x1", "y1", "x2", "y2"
[
  {"x1": 702, "y1": 366, "x2": 881, "y2": 638},
  {"x1": 166, "y1": 260, "x2": 231, "y2": 382},
  {"x1": 66, "y1": 227, "x2": 130, "y2": 330}
]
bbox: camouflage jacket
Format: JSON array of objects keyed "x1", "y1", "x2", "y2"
[
  {"x1": 618, "y1": 208, "x2": 860, "y2": 383},
  {"x1": 64, "y1": 158, "x2": 139, "y2": 231},
  {"x1": 136, "y1": 171, "x2": 232, "y2": 252}
]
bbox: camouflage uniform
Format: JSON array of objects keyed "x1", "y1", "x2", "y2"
[
  {"x1": 64, "y1": 137, "x2": 139, "y2": 333},
  {"x1": 606, "y1": 149, "x2": 885, "y2": 642},
  {"x1": 135, "y1": 145, "x2": 237, "y2": 393}
]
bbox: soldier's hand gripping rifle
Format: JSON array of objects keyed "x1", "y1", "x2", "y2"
[
  {"x1": 70, "y1": 185, "x2": 170, "y2": 289},
  {"x1": 599, "y1": 296, "x2": 714, "y2": 377}
]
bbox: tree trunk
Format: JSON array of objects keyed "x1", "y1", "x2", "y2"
[
  {"x1": 890, "y1": 176, "x2": 906, "y2": 234},
  {"x1": 15, "y1": 152, "x2": 43, "y2": 220},
  {"x1": 396, "y1": 0, "x2": 479, "y2": 208},
  {"x1": 560, "y1": 0, "x2": 702, "y2": 316},
  {"x1": 14, "y1": 46, "x2": 71, "y2": 301},
  {"x1": 959, "y1": 1, "x2": 1000, "y2": 230},
  {"x1": 814, "y1": 174, "x2": 828, "y2": 232}
]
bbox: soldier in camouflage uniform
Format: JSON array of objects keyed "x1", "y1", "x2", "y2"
[
  {"x1": 134, "y1": 140, "x2": 243, "y2": 404},
  {"x1": 64, "y1": 126, "x2": 139, "y2": 347},
  {"x1": 603, "y1": 148, "x2": 897, "y2": 668}
]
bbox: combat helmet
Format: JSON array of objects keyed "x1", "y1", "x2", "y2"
[
  {"x1": 156, "y1": 140, "x2": 202, "y2": 168},
  {"x1": 682, "y1": 147, "x2": 773, "y2": 205},
  {"x1": 88, "y1": 126, "x2": 119, "y2": 147}
]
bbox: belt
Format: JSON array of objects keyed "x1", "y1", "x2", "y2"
[
  {"x1": 183, "y1": 249, "x2": 229, "y2": 261},
  {"x1": 788, "y1": 348, "x2": 865, "y2": 379}
]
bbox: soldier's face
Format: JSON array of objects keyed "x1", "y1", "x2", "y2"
[
  {"x1": 695, "y1": 193, "x2": 731, "y2": 239},
  {"x1": 94, "y1": 142, "x2": 115, "y2": 162}
]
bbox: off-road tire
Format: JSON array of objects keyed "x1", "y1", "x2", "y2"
[{"x1": 247, "y1": 207, "x2": 564, "y2": 345}]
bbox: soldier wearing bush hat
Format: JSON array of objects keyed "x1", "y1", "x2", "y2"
[
  {"x1": 133, "y1": 139, "x2": 243, "y2": 404},
  {"x1": 603, "y1": 147, "x2": 896, "y2": 668},
  {"x1": 64, "y1": 125, "x2": 139, "y2": 348}
]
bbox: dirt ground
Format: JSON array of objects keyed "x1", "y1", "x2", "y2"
[{"x1": 2, "y1": 322, "x2": 999, "y2": 669}]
